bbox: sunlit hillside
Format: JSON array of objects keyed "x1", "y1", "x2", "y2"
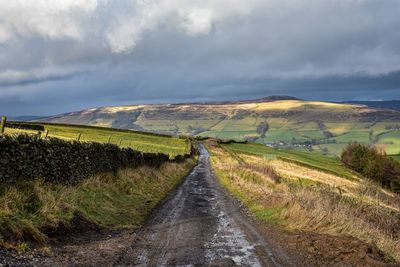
[{"x1": 40, "y1": 98, "x2": 400, "y2": 157}]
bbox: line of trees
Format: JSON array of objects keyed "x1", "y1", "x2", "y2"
[{"x1": 341, "y1": 143, "x2": 400, "y2": 192}]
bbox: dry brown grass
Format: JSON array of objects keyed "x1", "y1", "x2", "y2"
[
  {"x1": 0, "y1": 158, "x2": 196, "y2": 248},
  {"x1": 207, "y1": 142, "x2": 400, "y2": 262}
]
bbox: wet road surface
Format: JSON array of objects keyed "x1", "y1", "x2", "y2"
[{"x1": 115, "y1": 144, "x2": 293, "y2": 267}]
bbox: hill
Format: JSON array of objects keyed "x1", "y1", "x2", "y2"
[
  {"x1": 39, "y1": 97, "x2": 400, "y2": 156},
  {"x1": 343, "y1": 100, "x2": 400, "y2": 110},
  {"x1": 8, "y1": 115, "x2": 43, "y2": 121}
]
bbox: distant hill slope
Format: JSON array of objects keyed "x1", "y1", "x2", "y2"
[
  {"x1": 193, "y1": 95, "x2": 301, "y2": 105},
  {"x1": 8, "y1": 116, "x2": 43, "y2": 121},
  {"x1": 342, "y1": 100, "x2": 400, "y2": 110},
  {"x1": 39, "y1": 97, "x2": 400, "y2": 156}
]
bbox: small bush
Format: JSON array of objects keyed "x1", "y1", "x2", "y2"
[{"x1": 341, "y1": 143, "x2": 400, "y2": 192}]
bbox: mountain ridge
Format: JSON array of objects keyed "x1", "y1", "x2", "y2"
[{"x1": 341, "y1": 100, "x2": 400, "y2": 110}]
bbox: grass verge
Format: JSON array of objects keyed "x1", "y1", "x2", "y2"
[
  {"x1": 207, "y1": 141, "x2": 400, "y2": 262},
  {"x1": 0, "y1": 158, "x2": 196, "y2": 248}
]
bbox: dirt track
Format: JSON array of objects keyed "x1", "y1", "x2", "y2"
[
  {"x1": 1, "y1": 145, "x2": 394, "y2": 267},
  {"x1": 115, "y1": 144, "x2": 293, "y2": 266}
]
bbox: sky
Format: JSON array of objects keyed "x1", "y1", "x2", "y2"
[{"x1": 1, "y1": 0, "x2": 400, "y2": 116}]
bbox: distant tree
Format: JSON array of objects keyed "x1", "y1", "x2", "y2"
[
  {"x1": 257, "y1": 122, "x2": 269, "y2": 138},
  {"x1": 341, "y1": 143, "x2": 400, "y2": 191},
  {"x1": 323, "y1": 131, "x2": 333, "y2": 138},
  {"x1": 311, "y1": 139, "x2": 317, "y2": 145}
]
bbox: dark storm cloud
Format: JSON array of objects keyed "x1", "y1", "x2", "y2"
[
  {"x1": 0, "y1": 0, "x2": 400, "y2": 115},
  {"x1": 0, "y1": 72, "x2": 83, "y2": 87}
]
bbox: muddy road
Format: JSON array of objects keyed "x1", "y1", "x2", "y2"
[
  {"x1": 116, "y1": 144, "x2": 293, "y2": 266},
  {"x1": 1, "y1": 145, "x2": 393, "y2": 267}
]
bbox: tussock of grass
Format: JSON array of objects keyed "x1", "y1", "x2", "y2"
[
  {"x1": 208, "y1": 142, "x2": 400, "y2": 262},
  {"x1": 0, "y1": 158, "x2": 196, "y2": 246}
]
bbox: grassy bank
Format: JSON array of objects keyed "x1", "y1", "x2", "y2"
[
  {"x1": 0, "y1": 158, "x2": 196, "y2": 247},
  {"x1": 4, "y1": 123, "x2": 190, "y2": 157},
  {"x1": 224, "y1": 142, "x2": 357, "y2": 180},
  {"x1": 207, "y1": 141, "x2": 400, "y2": 262},
  {"x1": 390, "y1": 155, "x2": 400, "y2": 162}
]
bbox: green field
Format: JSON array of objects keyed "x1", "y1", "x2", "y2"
[
  {"x1": 314, "y1": 143, "x2": 346, "y2": 156},
  {"x1": 195, "y1": 117, "x2": 400, "y2": 157},
  {"x1": 37, "y1": 99, "x2": 400, "y2": 157},
  {"x1": 4, "y1": 123, "x2": 190, "y2": 157},
  {"x1": 258, "y1": 129, "x2": 309, "y2": 142},
  {"x1": 223, "y1": 142, "x2": 357, "y2": 180},
  {"x1": 390, "y1": 155, "x2": 400, "y2": 162},
  {"x1": 377, "y1": 130, "x2": 400, "y2": 155}
]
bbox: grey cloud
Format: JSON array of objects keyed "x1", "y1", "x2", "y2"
[
  {"x1": 0, "y1": 71, "x2": 83, "y2": 87},
  {"x1": 0, "y1": 0, "x2": 400, "y2": 116}
]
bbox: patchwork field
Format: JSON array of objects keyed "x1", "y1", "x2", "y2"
[
  {"x1": 4, "y1": 123, "x2": 190, "y2": 157},
  {"x1": 40, "y1": 98, "x2": 400, "y2": 157}
]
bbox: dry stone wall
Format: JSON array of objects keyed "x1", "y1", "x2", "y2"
[{"x1": 0, "y1": 134, "x2": 195, "y2": 184}]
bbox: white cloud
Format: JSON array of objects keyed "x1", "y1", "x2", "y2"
[
  {"x1": 1, "y1": 0, "x2": 400, "y2": 113},
  {"x1": 0, "y1": 25, "x2": 11, "y2": 43},
  {"x1": 105, "y1": 0, "x2": 164, "y2": 53},
  {"x1": 103, "y1": 0, "x2": 256, "y2": 53},
  {"x1": 1, "y1": 0, "x2": 399, "y2": 72},
  {"x1": 179, "y1": 8, "x2": 213, "y2": 35},
  {"x1": 0, "y1": 0, "x2": 281, "y2": 54},
  {"x1": 0, "y1": 0, "x2": 98, "y2": 41}
]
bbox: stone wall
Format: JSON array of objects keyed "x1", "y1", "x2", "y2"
[{"x1": 0, "y1": 134, "x2": 195, "y2": 184}]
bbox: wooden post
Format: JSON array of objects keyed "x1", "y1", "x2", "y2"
[
  {"x1": 108, "y1": 135, "x2": 112, "y2": 143},
  {"x1": 0, "y1": 116, "x2": 6, "y2": 134},
  {"x1": 77, "y1": 133, "x2": 81, "y2": 141},
  {"x1": 44, "y1": 130, "x2": 49, "y2": 138}
]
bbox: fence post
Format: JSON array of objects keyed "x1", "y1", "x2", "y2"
[
  {"x1": 44, "y1": 130, "x2": 49, "y2": 138},
  {"x1": 77, "y1": 133, "x2": 81, "y2": 141},
  {"x1": 108, "y1": 135, "x2": 112, "y2": 143},
  {"x1": 0, "y1": 116, "x2": 6, "y2": 134}
]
